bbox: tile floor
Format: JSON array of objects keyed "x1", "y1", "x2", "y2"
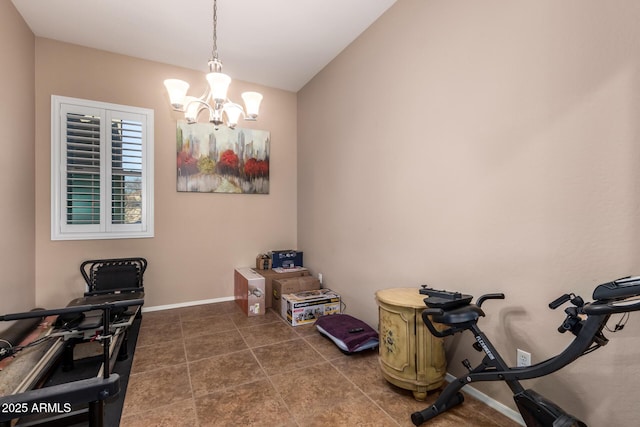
[{"x1": 120, "y1": 301, "x2": 521, "y2": 426}]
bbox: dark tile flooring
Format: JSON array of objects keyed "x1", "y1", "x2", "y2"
[{"x1": 120, "y1": 301, "x2": 520, "y2": 426}]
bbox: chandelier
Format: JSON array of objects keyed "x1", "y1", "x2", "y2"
[{"x1": 163, "y1": 0, "x2": 263, "y2": 129}]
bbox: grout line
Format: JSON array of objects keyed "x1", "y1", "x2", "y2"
[
  {"x1": 179, "y1": 310, "x2": 200, "y2": 427},
  {"x1": 120, "y1": 397, "x2": 197, "y2": 423},
  {"x1": 122, "y1": 315, "x2": 198, "y2": 423},
  {"x1": 301, "y1": 334, "x2": 347, "y2": 364},
  {"x1": 325, "y1": 355, "x2": 402, "y2": 426},
  {"x1": 132, "y1": 302, "x2": 517, "y2": 426},
  {"x1": 244, "y1": 334, "x2": 302, "y2": 426}
]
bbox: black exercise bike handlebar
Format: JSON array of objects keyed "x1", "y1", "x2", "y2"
[
  {"x1": 476, "y1": 293, "x2": 505, "y2": 307},
  {"x1": 552, "y1": 276, "x2": 640, "y2": 316},
  {"x1": 581, "y1": 298, "x2": 640, "y2": 315},
  {"x1": 413, "y1": 277, "x2": 640, "y2": 427},
  {"x1": 421, "y1": 275, "x2": 640, "y2": 361}
]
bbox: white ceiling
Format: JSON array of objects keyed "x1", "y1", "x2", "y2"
[{"x1": 11, "y1": 0, "x2": 396, "y2": 92}]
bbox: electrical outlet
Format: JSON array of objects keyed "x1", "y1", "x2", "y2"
[{"x1": 517, "y1": 349, "x2": 531, "y2": 367}]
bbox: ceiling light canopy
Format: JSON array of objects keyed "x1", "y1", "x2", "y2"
[{"x1": 164, "y1": 0, "x2": 262, "y2": 129}]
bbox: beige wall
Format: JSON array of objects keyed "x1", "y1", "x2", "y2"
[
  {"x1": 0, "y1": 1, "x2": 35, "y2": 317},
  {"x1": 298, "y1": 0, "x2": 640, "y2": 425},
  {"x1": 6, "y1": 0, "x2": 640, "y2": 423},
  {"x1": 34, "y1": 39, "x2": 297, "y2": 309}
]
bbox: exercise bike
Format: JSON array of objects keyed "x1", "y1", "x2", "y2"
[{"x1": 411, "y1": 276, "x2": 640, "y2": 426}]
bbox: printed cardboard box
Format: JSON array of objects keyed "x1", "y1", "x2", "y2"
[
  {"x1": 272, "y1": 276, "x2": 321, "y2": 315},
  {"x1": 281, "y1": 289, "x2": 340, "y2": 326},
  {"x1": 255, "y1": 254, "x2": 272, "y2": 270},
  {"x1": 234, "y1": 267, "x2": 265, "y2": 316}
]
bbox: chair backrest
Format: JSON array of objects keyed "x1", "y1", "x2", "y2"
[{"x1": 80, "y1": 257, "x2": 147, "y2": 294}]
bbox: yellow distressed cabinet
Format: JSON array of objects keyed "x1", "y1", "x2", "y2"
[{"x1": 376, "y1": 288, "x2": 447, "y2": 400}]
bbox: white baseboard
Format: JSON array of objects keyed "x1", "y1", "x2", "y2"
[
  {"x1": 141, "y1": 296, "x2": 235, "y2": 312},
  {"x1": 445, "y1": 373, "x2": 525, "y2": 426}
]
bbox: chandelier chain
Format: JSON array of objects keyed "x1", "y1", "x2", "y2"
[{"x1": 212, "y1": 0, "x2": 218, "y2": 61}]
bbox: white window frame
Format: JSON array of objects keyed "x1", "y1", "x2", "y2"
[{"x1": 51, "y1": 95, "x2": 154, "y2": 240}]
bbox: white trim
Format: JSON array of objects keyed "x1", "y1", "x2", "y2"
[
  {"x1": 51, "y1": 95, "x2": 154, "y2": 240},
  {"x1": 141, "y1": 296, "x2": 236, "y2": 313},
  {"x1": 445, "y1": 373, "x2": 525, "y2": 425}
]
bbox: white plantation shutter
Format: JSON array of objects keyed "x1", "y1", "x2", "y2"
[
  {"x1": 110, "y1": 115, "x2": 143, "y2": 226},
  {"x1": 64, "y1": 110, "x2": 102, "y2": 227},
  {"x1": 52, "y1": 96, "x2": 154, "y2": 240}
]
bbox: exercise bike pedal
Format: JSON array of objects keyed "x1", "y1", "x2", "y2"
[
  {"x1": 411, "y1": 392, "x2": 464, "y2": 426},
  {"x1": 472, "y1": 342, "x2": 483, "y2": 352}
]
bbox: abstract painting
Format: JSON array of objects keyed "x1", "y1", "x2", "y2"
[{"x1": 176, "y1": 121, "x2": 270, "y2": 194}]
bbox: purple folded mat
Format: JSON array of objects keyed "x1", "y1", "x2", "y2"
[{"x1": 315, "y1": 314, "x2": 378, "y2": 352}]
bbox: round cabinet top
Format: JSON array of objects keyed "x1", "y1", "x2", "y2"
[{"x1": 375, "y1": 287, "x2": 428, "y2": 309}]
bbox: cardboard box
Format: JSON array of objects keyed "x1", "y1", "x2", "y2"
[
  {"x1": 281, "y1": 289, "x2": 341, "y2": 326},
  {"x1": 272, "y1": 276, "x2": 321, "y2": 315},
  {"x1": 234, "y1": 267, "x2": 265, "y2": 316},
  {"x1": 255, "y1": 268, "x2": 310, "y2": 308},
  {"x1": 270, "y1": 250, "x2": 303, "y2": 269},
  {"x1": 255, "y1": 254, "x2": 272, "y2": 270}
]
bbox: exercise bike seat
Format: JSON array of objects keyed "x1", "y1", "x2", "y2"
[{"x1": 429, "y1": 304, "x2": 485, "y2": 326}]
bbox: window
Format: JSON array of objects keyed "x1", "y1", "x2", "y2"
[{"x1": 51, "y1": 96, "x2": 154, "y2": 240}]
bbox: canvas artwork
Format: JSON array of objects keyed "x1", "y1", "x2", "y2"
[{"x1": 176, "y1": 121, "x2": 270, "y2": 194}]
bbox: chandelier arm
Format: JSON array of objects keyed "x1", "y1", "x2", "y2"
[
  {"x1": 198, "y1": 87, "x2": 210, "y2": 102},
  {"x1": 183, "y1": 98, "x2": 214, "y2": 123},
  {"x1": 223, "y1": 99, "x2": 247, "y2": 115}
]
